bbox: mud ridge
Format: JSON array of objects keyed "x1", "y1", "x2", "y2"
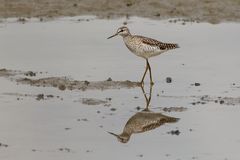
[{"x1": 16, "y1": 77, "x2": 140, "y2": 91}]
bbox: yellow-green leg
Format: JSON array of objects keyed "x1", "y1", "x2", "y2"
[
  {"x1": 140, "y1": 59, "x2": 149, "y2": 85},
  {"x1": 140, "y1": 82, "x2": 153, "y2": 111},
  {"x1": 146, "y1": 59, "x2": 154, "y2": 85}
]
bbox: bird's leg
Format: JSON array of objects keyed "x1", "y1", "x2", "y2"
[
  {"x1": 140, "y1": 85, "x2": 149, "y2": 109},
  {"x1": 146, "y1": 84, "x2": 153, "y2": 110},
  {"x1": 140, "y1": 59, "x2": 149, "y2": 85},
  {"x1": 147, "y1": 59, "x2": 154, "y2": 85},
  {"x1": 140, "y1": 81, "x2": 153, "y2": 111}
]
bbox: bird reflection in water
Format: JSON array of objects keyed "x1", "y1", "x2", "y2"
[{"x1": 108, "y1": 85, "x2": 179, "y2": 143}]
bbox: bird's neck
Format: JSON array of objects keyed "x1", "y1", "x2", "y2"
[
  {"x1": 122, "y1": 34, "x2": 132, "y2": 42},
  {"x1": 122, "y1": 126, "x2": 134, "y2": 136},
  {"x1": 122, "y1": 33, "x2": 132, "y2": 38},
  {"x1": 120, "y1": 131, "x2": 131, "y2": 138}
]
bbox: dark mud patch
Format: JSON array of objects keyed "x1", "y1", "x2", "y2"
[
  {"x1": 137, "y1": 154, "x2": 144, "y2": 158},
  {"x1": 0, "y1": 68, "x2": 19, "y2": 77},
  {"x1": 16, "y1": 77, "x2": 139, "y2": 91},
  {"x1": 35, "y1": 94, "x2": 56, "y2": 101},
  {"x1": 3, "y1": 92, "x2": 59, "y2": 101},
  {"x1": 80, "y1": 98, "x2": 109, "y2": 105},
  {"x1": 77, "y1": 97, "x2": 112, "y2": 106},
  {"x1": 161, "y1": 95, "x2": 240, "y2": 106},
  {"x1": 77, "y1": 118, "x2": 88, "y2": 122},
  {"x1": 166, "y1": 77, "x2": 172, "y2": 83},
  {"x1": 167, "y1": 130, "x2": 181, "y2": 136},
  {"x1": 24, "y1": 71, "x2": 36, "y2": 77},
  {"x1": 0, "y1": 68, "x2": 39, "y2": 78},
  {"x1": 58, "y1": 147, "x2": 73, "y2": 153},
  {"x1": 110, "y1": 107, "x2": 117, "y2": 111},
  {"x1": 162, "y1": 107, "x2": 187, "y2": 112},
  {"x1": 194, "y1": 95, "x2": 240, "y2": 106},
  {"x1": 32, "y1": 147, "x2": 74, "y2": 153},
  {"x1": 0, "y1": 142, "x2": 8, "y2": 148},
  {"x1": 191, "y1": 82, "x2": 201, "y2": 87}
]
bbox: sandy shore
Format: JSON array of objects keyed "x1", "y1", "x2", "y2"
[{"x1": 0, "y1": 0, "x2": 240, "y2": 23}]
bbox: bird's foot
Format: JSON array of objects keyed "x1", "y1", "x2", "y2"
[
  {"x1": 139, "y1": 81, "x2": 144, "y2": 87},
  {"x1": 139, "y1": 81, "x2": 154, "y2": 86}
]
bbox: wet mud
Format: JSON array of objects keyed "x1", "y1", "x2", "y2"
[
  {"x1": 167, "y1": 130, "x2": 181, "y2": 136},
  {"x1": 3, "y1": 92, "x2": 57, "y2": 101},
  {"x1": 162, "y1": 107, "x2": 187, "y2": 112},
  {"x1": 1, "y1": 68, "x2": 139, "y2": 91},
  {"x1": 1, "y1": 0, "x2": 240, "y2": 23},
  {"x1": 16, "y1": 77, "x2": 139, "y2": 91},
  {"x1": 193, "y1": 95, "x2": 240, "y2": 106},
  {"x1": 0, "y1": 68, "x2": 21, "y2": 77},
  {"x1": 81, "y1": 98, "x2": 109, "y2": 105},
  {"x1": 0, "y1": 142, "x2": 8, "y2": 148},
  {"x1": 2, "y1": 68, "x2": 240, "y2": 106}
]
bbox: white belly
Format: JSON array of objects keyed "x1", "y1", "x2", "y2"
[{"x1": 125, "y1": 41, "x2": 166, "y2": 59}]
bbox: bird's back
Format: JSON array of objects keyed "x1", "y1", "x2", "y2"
[{"x1": 123, "y1": 35, "x2": 179, "y2": 59}]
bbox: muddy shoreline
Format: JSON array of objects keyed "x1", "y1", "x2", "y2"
[
  {"x1": 0, "y1": 68, "x2": 140, "y2": 91},
  {"x1": 1, "y1": 68, "x2": 240, "y2": 106},
  {"x1": 0, "y1": 0, "x2": 240, "y2": 23}
]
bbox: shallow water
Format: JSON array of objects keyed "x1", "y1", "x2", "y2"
[{"x1": 0, "y1": 16, "x2": 240, "y2": 160}]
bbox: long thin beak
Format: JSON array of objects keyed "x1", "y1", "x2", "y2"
[
  {"x1": 107, "y1": 33, "x2": 118, "y2": 39},
  {"x1": 107, "y1": 131, "x2": 119, "y2": 137}
]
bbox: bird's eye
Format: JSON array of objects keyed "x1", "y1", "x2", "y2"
[{"x1": 118, "y1": 29, "x2": 123, "y2": 33}]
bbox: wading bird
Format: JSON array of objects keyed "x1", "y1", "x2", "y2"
[{"x1": 107, "y1": 26, "x2": 179, "y2": 85}]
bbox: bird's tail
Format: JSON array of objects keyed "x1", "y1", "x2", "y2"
[
  {"x1": 163, "y1": 115, "x2": 180, "y2": 123},
  {"x1": 166, "y1": 43, "x2": 180, "y2": 49},
  {"x1": 159, "y1": 43, "x2": 180, "y2": 50}
]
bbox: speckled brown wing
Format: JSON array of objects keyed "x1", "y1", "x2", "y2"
[
  {"x1": 136, "y1": 35, "x2": 161, "y2": 46},
  {"x1": 140, "y1": 36, "x2": 179, "y2": 50},
  {"x1": 141, "y1": 119, "x2": 166, "y2": 132},
  {"x1": 141, "y1": 116, "x2": 179, "y2": 132}
]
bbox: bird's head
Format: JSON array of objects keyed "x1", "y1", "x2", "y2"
[
  {"x1": 107, "y1": 26, "x2": 130, "y2": 39},
  {"x1": 108, "y1": 131, "x2": 130, "y2": 143}
]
